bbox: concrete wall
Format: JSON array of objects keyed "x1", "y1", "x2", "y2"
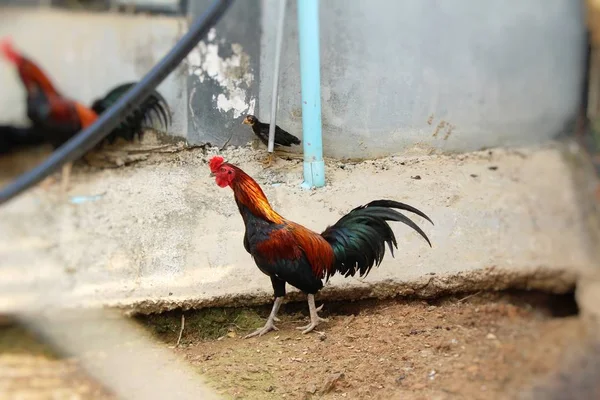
[
  {"x1": 185, "y1": 0, "x2": 260, "y2": 148},
  {"x1": 0, "y1": 1, "x2": 588, "y2": 159},
  {"x1": 260, "y1": 0, "x2": 587, "y2": 159},
  {"x1": 0, "y1": 145, "x2": 594, "y2": 313}
]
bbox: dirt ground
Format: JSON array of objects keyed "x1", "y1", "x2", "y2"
[{"x1": 0, "y1": 291, "x2": 593, "y2": 400}]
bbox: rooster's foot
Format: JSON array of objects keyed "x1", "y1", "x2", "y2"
[
  {"x1": 244, "y1": 321, "x2": 279, "y2": 339},
  {"x1": 296, "y1": 316, "x2": 328, "y2": 333},
  {"x1": 296, "y1": 295, "x2": 328, "y2": 334},
  {"x1": 244, "y1": 297, "x2": 282, "y2": 339}
]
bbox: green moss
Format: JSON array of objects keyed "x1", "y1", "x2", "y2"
[{"x1": 138, "y1": 307, "x2": 266, "y2": 343}]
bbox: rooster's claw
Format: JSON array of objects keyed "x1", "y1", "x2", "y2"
[
  {"x1": 244, "y1": 322, "x2": 279, "y2": 339},
  {"x1": 296, "y1": 316, "x2": 328, "y2": 334},
  {"x1": 296, "y1": 295, "x2": 328, "y2": 334}
]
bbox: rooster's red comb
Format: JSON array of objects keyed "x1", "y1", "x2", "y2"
[
  {"x1": 0, "y1": 37, "x2": 21, "y2": 65},
  {"x1": 209, "y1": 156, "x2": 225, "y2": 173}
]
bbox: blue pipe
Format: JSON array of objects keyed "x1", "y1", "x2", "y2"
[{"x1": 297, "y1": 0, "x2": 325, "y2": 189}]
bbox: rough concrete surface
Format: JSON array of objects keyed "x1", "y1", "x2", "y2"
[
  {"x1": 260, "y1": 0, "x2": 586, "y2": 158},
  {"x1": 0, "y1": 143, "x2": 597, "y2": 315},
  {"x1": 560, "y1": 141, "x2": 600, "y2": 333}
]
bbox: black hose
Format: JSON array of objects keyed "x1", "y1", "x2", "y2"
[{"x1": 0, "y1": 0, "x2": 235, "y2": 205}]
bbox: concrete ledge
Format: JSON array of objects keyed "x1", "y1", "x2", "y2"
[{"x1": 0, "y1": 143, "x2": 596, "y2": 314}]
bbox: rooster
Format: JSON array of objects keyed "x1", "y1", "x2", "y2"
[
  {"x1": 242, "y1": 115, "x2": 301, "y2": 167},
  {"x1": 0, "y1": 38, "x2": 171, "y2": 191},
  {"x1": 209, "y1": 156, "x2": 433, "y2": 338}
]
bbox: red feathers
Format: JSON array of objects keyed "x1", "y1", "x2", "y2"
[
  {"x1": 255, "y1": 228, "x2": 304, "y2": 262},
  {"x1": 1, "y1": 39, "x2": 62, "y2": 97},
  {"x1": 0, "y1": 37, "x2": 21, "y2": 65},
  {"x1": 73, "y1": 102, "x2": 98, "y2": 129},
  {"x1": 287, "y1": 223, "x2": 335, "y2": 278}
]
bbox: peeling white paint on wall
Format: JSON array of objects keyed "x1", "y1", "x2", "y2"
[
  {"x1": 246, "y1": 98, "x2": 256, "y2": 116},
  {"x1": 207, "y1": 27, "x2": 217, "y2": 42},
  {"x1": 186, "y1": 27, "x2": 255, "y2": 119}
]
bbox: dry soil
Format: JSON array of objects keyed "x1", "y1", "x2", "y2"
[{"x1": 0, "y1": 291, "x2": 594, "y2": 400}]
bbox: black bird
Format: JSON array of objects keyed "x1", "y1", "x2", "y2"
[{"x1": 242, "y1": 114, "x2": 301, "y2": 166}]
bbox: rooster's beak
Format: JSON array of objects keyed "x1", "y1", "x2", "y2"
[
  {"x1": 242, "y1": 118, "x2": 249, "y2": 125},
  {"x1": 209, "y1": 172, "x2": 215, "y2": 178}
]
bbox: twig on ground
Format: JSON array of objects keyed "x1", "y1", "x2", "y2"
[
  {"x1": 176, "y1": 313, "x2": 185, "y2": 347},
  {"x1": 457, "y1": 291, "x2": 482, "y2": 303}
]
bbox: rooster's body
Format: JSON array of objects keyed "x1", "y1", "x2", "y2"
[
  {"x1": 0, "y1": 124, "x2": 45, "y2": 155},
  {"x1": 209, "y1": 156, "x2": 433, "y2": 337},
  {"x1": 0, "y1": 39, "x2": 170, "y2": 191}
]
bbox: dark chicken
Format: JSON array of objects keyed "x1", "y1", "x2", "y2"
[
  {"x1": 209, "y1": 156, "x2": 433, "y2": 338},
  {"x1": 0, "y1": 38, "x2": 170, "y2": 190},
  {"x1": 0, "y1": 125, "x2": 45, "y2": 155},
  {"x1": 242, "y1": 114, "x2": 301, "y2": 167}
]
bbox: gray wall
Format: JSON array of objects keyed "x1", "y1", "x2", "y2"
[
  {"x1": 186, "y1": 0, "x2": 260, "y2": 148},
  {"x1": 260, "y1": 0, "x2": 587, "y2": 158},
  {"x1": 0, "y1": 0, "x2": 588, "y2": 159}
]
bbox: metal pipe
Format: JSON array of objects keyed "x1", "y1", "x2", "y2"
[
  {"x1": 267, "y1": 0, "x2": 287, "y2": 153},
  {"x1": 297, "y1": 0, "x2": 325, "y2": 188}
]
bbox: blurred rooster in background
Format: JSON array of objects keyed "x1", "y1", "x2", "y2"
[
  {"x1": 0, "y1": 38, "x2": 171, "y2": 192},
  {"x1": 209, "y1": 156, "x2": 433, "y2": 338}
]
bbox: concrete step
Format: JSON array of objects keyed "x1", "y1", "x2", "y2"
[{"x1": 0, "y1": 143, "x2": 598, "y2": 315}]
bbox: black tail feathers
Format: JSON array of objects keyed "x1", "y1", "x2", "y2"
[
  {"x1": 91, "y1": 82, "x2": 172, "y2": 144},
  {"x1": 321, "y1": 199, "x2": 433, "y2": 280}
]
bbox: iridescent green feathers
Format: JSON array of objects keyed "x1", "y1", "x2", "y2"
[{"x1": 320, "y1": 200, "x2": 433, "y2": 280}]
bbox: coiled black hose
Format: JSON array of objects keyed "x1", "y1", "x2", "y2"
[{"x1": 0, "y1": 0, "x2": 235, "y2": 205}]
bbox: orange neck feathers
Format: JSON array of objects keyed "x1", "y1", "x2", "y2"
[
  {"x1": 19, "y1": 57, "x2": 61, "y2": 97},
  {"x1": 230, "y1": 166, "x2": 284, "y2": 224},
  {"x1": 73, "y1": 102, "x2": 98, "y2": 128},
  {"x1": 209, "y1": 155, "x2": 284, "y2": 224},
  {"x1": 1, "y1": 38, "x2": 60, "y2": 97}
]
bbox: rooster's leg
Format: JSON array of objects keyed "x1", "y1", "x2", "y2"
[
  {"x1": 244, "y1": 297, "x2": 283, "y2": 339},
  {"x1": 297, "y1": 294, "x2": 328, "y2": 334}
]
